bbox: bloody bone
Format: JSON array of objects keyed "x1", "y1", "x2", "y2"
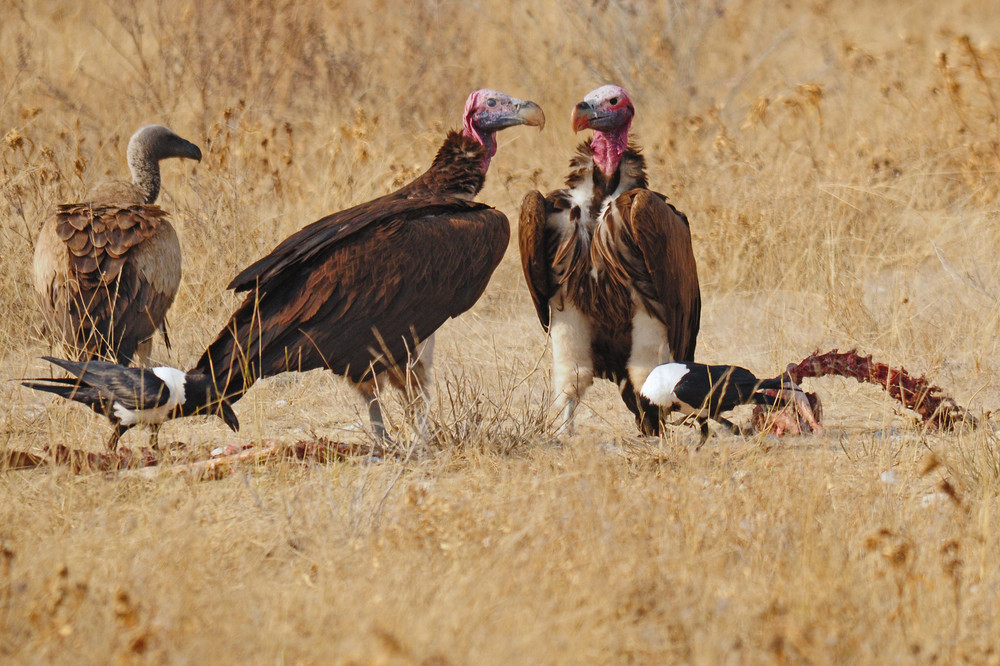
[
  {"x1": 751, "y1": 388, "x2": 823, "y2": 436},
  {"x1": 1, "y1": 444, "x2": 158, "y2": 473},
  {"x1": 784, "y1": 349, "x2": 975, "y2": 429}
]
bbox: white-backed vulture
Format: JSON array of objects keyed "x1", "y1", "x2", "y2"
[
  {"x1": 33, "y1": 124, "x2": 202, "y2": 365},
  {"x1": 519, "y1": 85, "x2": 700, "y2": 435}
]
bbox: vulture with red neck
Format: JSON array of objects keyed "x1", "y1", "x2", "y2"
[
  {"x1": 33, "y1": 124, "x2": 202, "y2": 366},
  {"x1": 194, "y1": 89, "x2": 544, "y2": 441},
  {"x1": 519, "y1": 85, "x2": 700, "y2": 436}
]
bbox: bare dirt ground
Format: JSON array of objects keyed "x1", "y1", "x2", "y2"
[{"x1": 3, "y1": 0, "x2": 1000, "y2": 662}]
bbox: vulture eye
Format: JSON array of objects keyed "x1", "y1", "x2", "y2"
[
  {"x1": 609, "y1": 97, "x2": 619, "y2": 106},
  {"x1": 486, "y1": 98, "x2": 497, "y2": 107}
]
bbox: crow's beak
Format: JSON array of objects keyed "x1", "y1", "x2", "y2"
[{"x1": 219, "y1": 401, "x2": 240, "y2": 432}]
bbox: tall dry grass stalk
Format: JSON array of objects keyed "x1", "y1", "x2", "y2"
[{"x1": 3, "y1": 0, "x2": 1000, "y2": 661}]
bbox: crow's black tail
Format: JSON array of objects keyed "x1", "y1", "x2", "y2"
[
  {"x1": 21, "y1": 377, "x2": 105, "y2": 412},
  {"x1": 21, "y1": 377, "x2": 81, "y2": 400},
  {"x1": 21, "y1": 378, "x2": 84, "y2": 401}
]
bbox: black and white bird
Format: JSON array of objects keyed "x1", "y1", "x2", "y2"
[
  {"x1": 640, "y1": 362, "x2": 784, "y2": 442},
  {"x1": 22, "y1": 356, "x2": 239, "y2": 450}
]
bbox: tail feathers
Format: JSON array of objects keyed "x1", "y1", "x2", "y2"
[
  {"x1": 22, "y1": 377, "x2": 79, "y2": 399},
  {"x1": 22, "y1": 377, "x2": 100, "y2": 404},
  {"x1": 41, "y1": 355, "x2": 93, "y2": 378}
]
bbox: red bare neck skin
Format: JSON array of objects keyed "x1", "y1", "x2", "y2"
[
  {"x1": 462, "y1": 124, "x2": 496, "y2": 173},
  {"x1": 590, "y1": 126, "x2": 629, "y2": 177}
]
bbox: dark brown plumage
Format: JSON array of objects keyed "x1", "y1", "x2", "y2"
[
  {"x1": 194, "y1": 90, "x2": 544, "y2": 439},
  {"x1": 519, "y1": 86, "x2": 700, "y2": 436},
  {"x1": 199, "y1": 170, "x2": 507, "y2": 390}
]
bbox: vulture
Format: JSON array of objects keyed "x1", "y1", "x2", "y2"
[
  {"x1": 640, "y1": 361, "x2": 784, "y2": 443},
  {"x1": 519, "y1": 85, "x2": 700, "y2": 436},
  {"x1": 22, "y1": 356, "x2": 238, "y2": 450},
  {"x1": 33, "y1": 125, "x2": 202, "y2": 365},
  {"x1": 187, "y1": 89, "x2": 545, "y2": 440}
]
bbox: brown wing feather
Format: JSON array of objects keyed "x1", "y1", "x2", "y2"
[
  {"x1": 229, "y1": 132, "x2": 488, "y2": 293},
  {"x1": 196, "y1": 206, "x2": 509, "y2": 400},
  {"x1": 518, "y1": 190, "x2": 554, "y2": 331},
  {"x1": 608, "y1": 189, "x2": 701, "y2": 361},
  {"x1": 35, "y1": 204, "x2": 179, "y2": 363},
  {"x1": 228, "y1": 193, "x2": 489, "y2": 293}
]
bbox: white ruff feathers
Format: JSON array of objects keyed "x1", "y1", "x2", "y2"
[
  {"x1": 627, "y1": 309, "x2": 672, "y2": 390},
  {"x1": 550, "y1": 304, "x2": 594, "y2": 401}
]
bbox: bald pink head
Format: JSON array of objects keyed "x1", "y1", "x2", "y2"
[
  {"x1": 571, "y1": 85, "x2": 635, "y2": 177},
  {"x1": 462, "y1": 89, "x2": 545, "y2": 172}
]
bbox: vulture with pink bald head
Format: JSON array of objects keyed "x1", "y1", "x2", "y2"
[
  {"x1": 519, "y1": 85, "x2": 700, "y2": 436},
  {"x1": 195, "y1": 89, "x2": 544, "y2": 441}
]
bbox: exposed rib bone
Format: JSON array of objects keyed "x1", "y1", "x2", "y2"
[{"x1": 784, "y1": 348, "x2": 975, "y2": 429}]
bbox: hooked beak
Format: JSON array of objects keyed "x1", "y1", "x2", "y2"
[
  {"x1": 166, "y1": 134, "x2": 202, "y2": 162},
  {"x1": 479, "y1": 99, "x2": 546, "y2": 132},
  {"x1": 571, "y1": 101, "x2": 597, "y2": 133},
  {"x1": 181, "y1": 139, "x2": 203, "y2": 162},
  {"x1": 514, "y1": 100, "x2": 546, "y2": 130}
]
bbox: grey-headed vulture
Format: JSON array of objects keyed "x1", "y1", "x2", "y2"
[
  {"x1": 519, "y1": 85, "x2": 700, "y2": 436},
  {"x1": 193, "y1": 89, "x2": 544, "y2": 440},
  {"x1": 32, "y1": 125, "x2": 202, "y2": 365}
]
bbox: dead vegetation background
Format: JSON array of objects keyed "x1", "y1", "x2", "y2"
[{"x1": 3, "y1": 0, "x2": 1000, "y2": 662}]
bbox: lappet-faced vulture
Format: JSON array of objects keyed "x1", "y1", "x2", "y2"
[
  {"x1": 32, "y1": 125, "x2": 202, "y2": 365},
  {"x1": 191, "y1": 89, "x2": 544, "y2": 440},
  {"x1": 519, "y1": 85, "x2": 700, "y2": 435}
]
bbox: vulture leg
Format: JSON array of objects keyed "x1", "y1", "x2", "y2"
[
  {"x1": 159, "y1": 319, "x2": 171, "y2": 350},
  {"x1": 358, "y1": 381, "x2": 392, "y2": 444},
  {"x1": 626, "y1": 308, "x2": 673, "y2": 403},
  {"x1": 409, "y1": 336, "x2": 435, "y2": 443},
  {"x1": 550, "y1": 305, "x2": 593, "y2": 436},
  {"x1": 368, "y1": 401, "x2": 390, "y2": 442},
  {"x1": 392, "y1": 335, "x2": 436, "y2": 444},
  {"x1": 376, "y1": 336, "x2": 437, "y2": 444}
]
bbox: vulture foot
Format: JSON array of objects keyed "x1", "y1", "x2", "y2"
[{"x1": 553, "y1": 397, "x2": 579, "y2": 438}]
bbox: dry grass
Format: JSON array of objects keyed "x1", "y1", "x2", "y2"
[{"x1": 3, "y1": 0, "x2": 1000, "y2": 662}]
